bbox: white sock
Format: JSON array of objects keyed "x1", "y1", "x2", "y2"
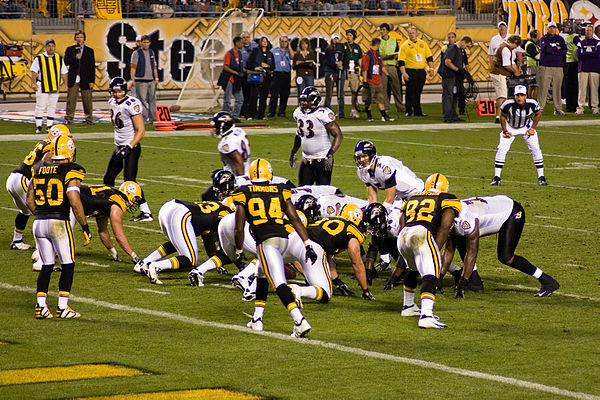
[
  {"x1": 420, "y1": 296, "x2": 435, "y2": 317},
  {"x1": 537, "y1": 168, "x2": 545, "y2": 178},
  {"x1": 301, "y1": 285, "x2": 318, "y2": 300},
  {"x1": 152, "y1": 258, "x2": 173, "y2": 272},
  {"x1": 143, "y1": 248, "x2": 164, "y2": 264},
  {"x1": 196, "y1": 258, "x2": 217, "y2": 274},
  {"x1": 448, "y1": 263, "x2": 461, "y2": 272},
  {"x1": 139, "y1": 202, "x2": 151, "y2": 214},
  {"x1": 290, "y1": 307, "x2": 304, "y2": 324},
  {"x1": 36, "y1": 293, "x2": 47, "y2": 307},
  {"x1": 380, "y1": 253, "x2": 391, "y2": 263},
  {"x1": 13, "y1": 230, "x2": 24, "y2": 242},
  {"x1": 252, "y1": 304, "x2": 264, "y2": 321},
  {"x1": 58, "y1": 292, "x2": 69, "y2": 309},
  {"x1": 237, "y1": 260, "x2": 258, "y2": 279},
  {"x1": 403, "y1": 289, "x2": 415, "y2": 307},
  {"x1": 473, "y1": 264, "x2": 478, "y2": 271},
  {"x1": 494, "y1": 167, "x2": 502, "y2": 177},
  {"x1": 532, "y1": 268, "x2": 543, "y2": 279}
]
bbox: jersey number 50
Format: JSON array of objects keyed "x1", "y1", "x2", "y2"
[{"x1": 33, "y1": 177, "x2": 64, "y2": 206}]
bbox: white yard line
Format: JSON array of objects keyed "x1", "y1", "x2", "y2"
[
  {"x1": 80, "y1": 261, "x2": 110, "y2": 268},
  {"x1": 1, "y1": 281, "x2": 598, "y2": 400},
  {"x1": 136, "y1": 288, "x2": 170, "y2": 295}
]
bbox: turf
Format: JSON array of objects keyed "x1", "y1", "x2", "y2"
[{"x1": 0, "y1": 106, "x2": 598, "y2": 400}]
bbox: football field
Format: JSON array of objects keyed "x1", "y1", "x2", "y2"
[{"x1": 0, "y1": 110, "x2": 599, "y2": 400}]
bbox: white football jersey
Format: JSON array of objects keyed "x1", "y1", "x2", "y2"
[
  {"x1": 235, "y1": 175, "x2": 290, "y2": 188},
  {"x1": 386, "y1": 205, "x2": 404, "y2": 238},
  {"x1": 318, "y1": 194, "x2": 368, "y2": 218},
  {"x1": 293, "y1": 107, "x2": 336, "y2": 159},
  {"x1": 356, "y1": 155, "x2": 424, "y2": 201},
  {"x1": 453, "y1": 195, "x2": 514, "y2": 237},
  {"x1": 290, "y1": 184, "x2": 340, "y2": 204},
  {"x1": 109, "y1": 95, "x2": 143, "y2": 146},
  {"x1": 218, "y1": 127, "x2": 251, "y2": 175}
]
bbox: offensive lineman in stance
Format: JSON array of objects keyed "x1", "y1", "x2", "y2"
[
  {"x1": 232, "y1": 158, "x2": 318, "y2": 337},
  {"x1": 26, "y1": 135, "x2": 91, "y2": 319}
]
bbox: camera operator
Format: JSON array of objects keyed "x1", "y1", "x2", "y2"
[
  {"x1": 576, "y1": 24, "x2": 600, "y2": 115},
  {"x1": 562, "y1": 21, "x2": 582, "y2": 113},
  {"x1": 490, "y1": 34, "x2": 522, "y2": 82},
  {"x1": 524, "y1": 29, "x2": 540, "y2": 98},
  {"x1": 537, "y1": 22, "x2": 567, "y2": 115}
]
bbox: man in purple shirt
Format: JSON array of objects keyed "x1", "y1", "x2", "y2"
[
  {"x1": 575, "y1": 25, "x2": 600, "y2": 115},
  {"x1": 537, "y1": 22, "x2": 567, "y2": 115}
]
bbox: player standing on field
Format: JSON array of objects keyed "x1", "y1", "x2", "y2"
[
  {"x1": 289, "y1": 86, "x2": 343, "y2": 186},
  {"x1": 104, "y1": 77, "x2": 153, "y2": 221}
]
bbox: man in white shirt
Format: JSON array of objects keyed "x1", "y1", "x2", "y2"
[{"x1": 488, "y1": 22, "x2": 509, "y2": 124}]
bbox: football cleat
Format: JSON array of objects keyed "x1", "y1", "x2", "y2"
[
  {"x1": 334, "y1": 280, "x2": 355, "y2": 296},
  {"x1": 468, "y1": 270, "x2": 484, "y2": 291},
  {"x1": 288, "y1": 284, "x2": 303, "y2": 309},
  {"x1": 10, "y1": 241, "x2": 35, "y2": 250},
  {"x1": 56, "y1": 306, "x2": 80, "y2": 319},
  {"x1": 133, "y1": 261, "x2": 145, "y2": 274},
  {"x1": 188, "y1": 269, "x2": 204, "y2": 287},
  {"x1": 400, "y1": 304, "x2": 421, "y2": 317},
  {"x1": 535, "y1": 275, "x2": 559, "y2": 297},
  {"x1": 418, "y1": 314, "x2": 447, "y2": 329},
  {"x1": 130, "y1": 212, "x2": 153, "y2": 222},
  {"x1": 246, "y1": 317, "x2": 263, "y2": 331},
  {"x1": 35, "y1": 304, "x2": 53, "y2": 319},
  {"x1": 538, "y1": 176, "x2": 548, "y2": 186},
  {"x1": 231, "y1": 274, "x2": 249, "y2": 292},
  {"x1": 147, "y1": 263, "x2": 163, "y2": 285},
  {"x1": 291, "y1": 318, "x2": 311, "y2": 338},
  {"x1": 490, "y1": 176, "x2": 501, "y2": 186}
]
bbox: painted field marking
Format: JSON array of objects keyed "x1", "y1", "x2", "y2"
[
  {"x1": 534, "y1": 215, "x2": 562, "y2": 220},
  {"x1": 565, "y1": 263, "x2": 585, "y2": 268},
  {"x1": 81, "y1": 261, "x2": 110, "y2": 268},
  {"x1": 136, "y1": 288, "x2": 170, "y2": 295},
  {"x1": 0, "y1": 282, "x2": 598, "y2": 400},
  {"x1": 487, "y1": 281, "x2": 600, "y2": 302},
  {"x1": 76, "y1": 388, "x2": 260, "y2": 400},
  {"x1": 0, "y1": 363, "x2": 145, "y2": 386}
]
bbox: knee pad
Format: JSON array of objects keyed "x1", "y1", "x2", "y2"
[{"x1": 420, "y1": 274, "x2": 437, "y2": 295}]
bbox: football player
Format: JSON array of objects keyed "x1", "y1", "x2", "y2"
[
  {"x1": 142, "y1": 199, "x2": 232, "y2": 284},
  {"x1": 289, "y1": 86, "x2": 343, "y2": 186},
  {"x1": 212, "y1": 111, "x2": 251, "y2": 177},
  {"x1": 6, "y1": 124, "x2": 70, "y2": 250},
  {"x1": 396, "y1": 173, "x2": 461, "y2": 329},
  {"x1": 26, "y1": 135, "x2": 91, "y2": 319},
  {"x1": 291, "y1": 186, "x2": 368, "y2": 218},
  {"x1": 441, "y1": 194, "x2": 560, "y2": 298},
  {"x1": 79, "y1": 181, "x2": 144, "y2": 269},
  {"x1": 104, "y1": 77, "x2": 153, "y2": 222},
  {"x1": 232, "y1": 158, "x2": 318, "y2": 337},
  {"x1": 201, "y1": 169, "x2": 236, "y2": 202}
]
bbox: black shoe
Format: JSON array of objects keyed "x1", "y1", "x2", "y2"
[
  {"x1": 415, "y1": 113, "x2": 428, "y2": 117},
  {"x1": 267, "y1": 114, "x2": 275, "y2": 118},
  {"x1": 459, "y1": 111, "x2": 466, "y2": 115},
  {"x1": 535, "y1": 274, "x2": 559, "y2": 297},
  {"x1": 495, "y1": 116, "x2": 500, "y2": 124},
  {"x1": 453, "y1": 118, "x2": 465, "y2": 122},
  {"x1": 490, "y1": 176, "x2": 501, "y2": 186},
  {"x1": 277, "y1": 114, "x2": 285, "y2": 117},
  {"x1": 468, "y1": 270, "x2": 484, "y2": 291},
  {"x1": 36, "y1": 127, "x2": 43, "y2": 134},
  {"x1": 405, "y1": 112, "x2": 413, "y2": 117},
  {"x1": 85, "y1": 120, "x2": 93, "y2": 125},
  {"x1": 538, "y1": 176, "x2": 547, "y2": 186},
  {"x1": 450, "y1": 269, "x2": 462, "y2": 287}
]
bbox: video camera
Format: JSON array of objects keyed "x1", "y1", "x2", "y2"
[
  {"x1": 557, "y1": 19, "x2": 587, "y2": 36},
  {"x1": 507, "y1": 74, "x2": 536, "y2": 96}
]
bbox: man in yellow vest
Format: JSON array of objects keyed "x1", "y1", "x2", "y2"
[
  {"x1": 30, "y1": 38, "x2": 67, "y2": 134},
  {"x1": 379, "y1": 23, "x2": 404, "y2": 115}
]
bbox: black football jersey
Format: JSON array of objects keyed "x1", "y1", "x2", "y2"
[
  {"x1": 80, "y1": 185, "x2": 129, "y2": 217},
  {"x1": 175, "y1": 200, "x2": 231, "y2": 235},
  {"x1": 231, "y1": 182, "x2": 291, "y2": 244},
  {"x1": 401, "y1": 191, "x2": 461, "y2": 236},
  {"x1": 307, "y1": 217, "x2": 365, "y2": 255},
  {"x1": 32, "y1": 160, "x2": 86, "y2": 220},
  {"x1": 13, "y1": 139, "x2": 52, "y2": 179}
]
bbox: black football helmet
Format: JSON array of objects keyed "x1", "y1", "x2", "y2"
[
  {"x1": 299, "y1": 86, "x2": 321, "y2": 113},
  {"x1": 295, "y1": 194, "x2": 321, "y2": 224},
  {"x1": 108, "y1": 77, "x2": 127, "y2": 97},
  {"x1": 212, "y1": 169, "x2": 235, "y2": 200},
  {"x1": 211, "y1": 111, "x2": 235, "y2": 137},
  {"x1": 361, "y1": 202, "x2": 388, "y2": 236},
  {"x1": 354, "y1": 140, "x2": 377, "y2": 169}
]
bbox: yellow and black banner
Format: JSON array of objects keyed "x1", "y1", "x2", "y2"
[{"x1": 94, "y1": 0, "x2": 122, "y2": 19}]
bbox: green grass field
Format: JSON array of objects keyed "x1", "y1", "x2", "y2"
[{"x1": 0, "y1": 106, "x2": 599, "y2": 400}]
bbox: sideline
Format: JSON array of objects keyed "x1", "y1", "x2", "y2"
[{"x1": 0, "y1": 281, "x2": 598, "y2": 400}]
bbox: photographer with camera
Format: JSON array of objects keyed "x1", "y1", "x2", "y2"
[
  {"x1": 64, "y1": 30, "x2": 95, "y2": 125},
  {"x1": 524, "y1": 29, "x2": 540, "y2": 99},
  {"x1": 576, "y1": 25, "x2": 600, "y2": 115},
  {"x1": 537, "y1": 22, "x2": 567, "y2": 115}
]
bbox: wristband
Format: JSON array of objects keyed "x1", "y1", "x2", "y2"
[
  {"x1": 235, "y1": 248, "x2": 243, "y2": 255},
  {"x1": 326, "y1": 148, "x2": 334, "y2": 157},
  {"x1": 131, "y1": 251, "x2": 137, "y2": 260},
  {"x1": 303, "y1": 240, "x2": 310, "y2": 246},
  {"x1": 66, "y1": 186, "x2": 80, "y2": 193}
]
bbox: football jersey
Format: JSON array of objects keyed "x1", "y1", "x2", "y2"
[
  {"x1": 401, "y1": 191, "x2": 461, "y2": 236},
  {"x1": 235, "y1": 175, "x2": 293, "y2": 188},
  {"x1": 109, "y1": 95, "x2": 143, "y2": 145},
  {"x1": 32, "y1": 160, "x2": 86, "y2": 220},
  {"x1": 318, "y1": 194, "x2": 368, "y2": 218},
  {"x1": 453, "y1": 195, "x2": 514, "y2": 237},
  {"x1": 356, "y1": 155, "x2": 424, "y2": 201},
  {"x1": 13, "y1": 139, "x2": 52, "y2": 179},
  {"x1": 175, "y1": 200, "x2": 231, "y2": 235},
  {"x1": 231, "y1": 182, "x2": 292, "y2": 243},
  {"x1": 307, "y1": 217, "x2": 365, "y2": 255},
  {"x1": 293, "y1": 107, "x2": 336, "y2": 159},
  {"x1": 500, "y1": 98, "x2": 540, "y2": 129},
  {"x1": 80, "y1": 185, "x2": 129, "y2": 217},
  {"x1": 218, "y1": 127, "x2": 251, "y2": 175},
  {"x1": 290, "y1": 184, "x2": 341, "y2": 204}
]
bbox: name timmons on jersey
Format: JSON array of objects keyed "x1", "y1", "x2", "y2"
[
  {"x1": 249, "y1": 185, "x2": 279, "y2": 193},
  {"x1": 38, "y1": 166, "x2": 58, "y2": 174}
]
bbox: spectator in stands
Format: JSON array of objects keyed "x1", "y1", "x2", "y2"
[
  {"x1": 537, "y1": 22, "x2": 567, "y2": 115},
  {"x1": 488, "y1": 21, "x2": 509, "y2": 123},
  {"x1": 575, "y1": 25, "x2": 600, "y2": 115},
  {"x1": 129, "y1": 0, "x2": 153, "y2": 18},
  {"x1": 275, "y1": 0, "x2": 294, "y2": 15},
  {"x1": 324, "y1": 33, "x2": 347, "y2": 118},
  {"x1": 344, "y1": 28, "x2": 363, "y2": 119},
  {"x1": 524, "y1": 29, "x2": 540, "y2": 99},
  {"x1": 240, "y1": 31, "x2": 257, "y2": 119},
  {"x1": 130, "y1": 35, "x2": 159, "y2": 123},
  {"x1": 292, "y1": 37, "x2": 316, "y2": 99},
  {"x1": 563, "y1": 25, "x2": 580, "y2": 113},
  {"x1": 441, "y1": 32, "x2": 469, "y2": 115},
  {"x1": 299, "y1": 0, "x2": 316, "y2": 15},
  {"x1": 438, "y1": 36, "x2": 473, "y2": 123},
  {"x1": 379, "y1": 23, "x2": 404, "y2": 115},
  {"x1": 0, "y1": 0, "x2": 23, "y2": 18},
  {"x1": 221, "y1": 36, "x2": 244, "y2": 122},
  {"x1": 398, "y1": 26, "x2": 434, "y2": 117},
  {"x1": 268, "y1": 36, "x2": 293, "y2": 118},
  {"x1": 361, "y1": 37, "x2": 393, "y2": 122},
  {"x1": 246, "y1": 36, "x2": 274, "y2": 120}
]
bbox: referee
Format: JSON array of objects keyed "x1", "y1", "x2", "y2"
[{"x1": 491, "y1": 85, "x2": 547, "y2": 186}]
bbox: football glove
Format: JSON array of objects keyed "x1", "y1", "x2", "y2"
[
  {"x1": 289, "y1": 151, "x2": 297, "y2": 168},
  {"x1": 118, "y1": 144, "x2": 133, "y2": 159},
  {"x1": 455, "y1": 276, "x2": 469, "y2": 299},
  {"x1": 323, "y1": 149, "x2": 334, "y2": 172},
  {"x1": 362, "y1": 289, "x2": 376, "y2": 301},
  {"x1": 234, "y1": 249, "x2": 246, "y2": 269},
  {"x1": 333, "y1": 278, "x2": 354, "y2": 296},
  {"x1": 383, "y1": 273, "x2": 399, "y2": 291},
  {"x1": 437, "y1": 274, "x2": 445, "y2": 294},
  {"x1": 81, "y1": 224, "x2": 92, "y2": 246},
  {"x1": 304, "y1": 244, "x2": 317, "y2": 264}
]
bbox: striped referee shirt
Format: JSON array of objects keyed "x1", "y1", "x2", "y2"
[{"x1": 500, "y1": 98, "x2": 541, "y2": 129}]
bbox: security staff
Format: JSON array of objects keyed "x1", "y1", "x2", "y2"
[{"x1": 268, "y1": 36, "x2": 293, "y2": 118}]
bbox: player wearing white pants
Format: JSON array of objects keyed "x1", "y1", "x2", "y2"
[
  {"x1": 6, "y1": 172, "x2": 32, "y2": 248},
  {"x1": 158, "y1": 200, "x2": 199, "y2": 267},
  {"x1": 33, "y1": 219, "x2": 75, "y2": 266}
]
